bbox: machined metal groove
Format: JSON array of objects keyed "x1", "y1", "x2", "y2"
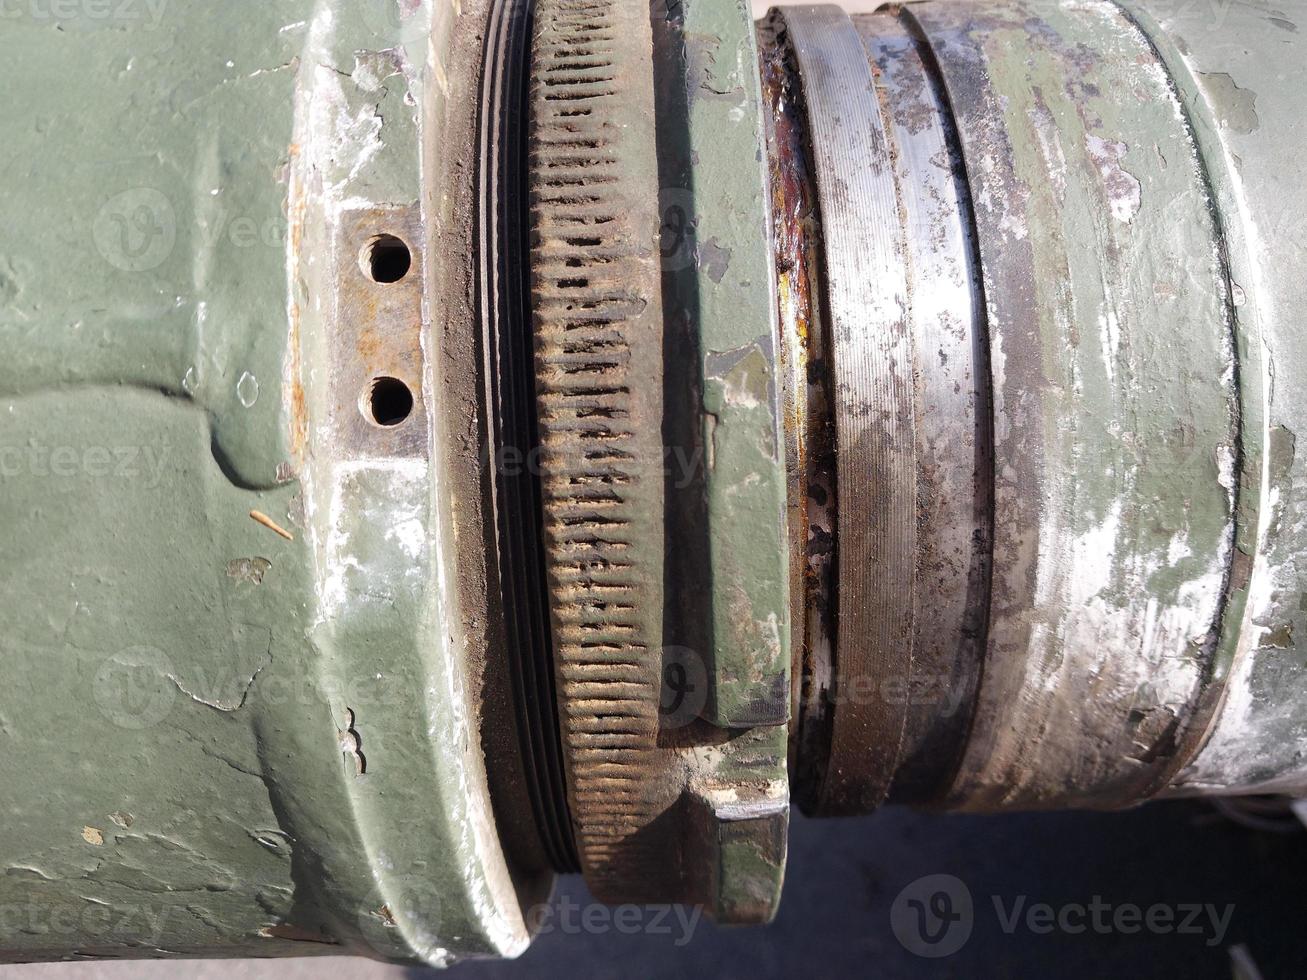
[
  {"x1": 779, "y1": 4, "x2": 918, "y2": 816},
  {"x1": 528, "y1": 0, "x2": 670, "y2": 896},
  {"x1": 855, "y1": 10, "x2": 992, "y2": 807}
]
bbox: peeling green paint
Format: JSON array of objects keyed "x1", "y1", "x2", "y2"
[{"x1": 0, "y1": 0, "x2": 524, "y2": 964}]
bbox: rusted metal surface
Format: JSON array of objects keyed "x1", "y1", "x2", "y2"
[
  {"x1": 776, "y1": 4, "x2": 918, "y2": 816},
  {"x1": 330, "y1": 205, "x2": 428, "y2": 458},
  {"x1": 767, "y1": 0, "x2": 1300, "y2": 817},
  {"x1": 6, "y1": 0, "x2": 1307, "y2": 965},
  {"x1": 528, "y1": 0, "x2": 674, "y2": 901},
  {"x1": 757, "y1": 11, "x2": 839, "y2": 805}
]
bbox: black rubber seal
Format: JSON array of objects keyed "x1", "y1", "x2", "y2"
[{"x1": 477, "y1": 0, "x2": 579, "y2": 873}]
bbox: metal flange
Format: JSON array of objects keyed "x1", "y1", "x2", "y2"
[{"x1": 523, "y1": 0, "x2": 793, "y2": 919}]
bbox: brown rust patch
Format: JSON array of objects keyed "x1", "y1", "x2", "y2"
[
  {"x1": 758, "y1": 13, "x2": 838, "y2": 794},
  {"x1": 285, "y1": 140, "x2": 309, "y2": 467}
]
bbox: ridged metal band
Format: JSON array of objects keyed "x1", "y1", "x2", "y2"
[
  {"x1": 528, "y1": 0, "x2": 671, "y2": 896},
  {"x1": 478, "y1": 0, "x2": 579, "y2": 873},
  {"x1": 853, "y1": 11, "x2": 991, "y2": 807},
  {"x1": 779, "y1": 4, "x2": 918, "y2": 815}
]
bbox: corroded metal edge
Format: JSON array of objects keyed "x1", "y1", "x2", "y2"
[
  {"x1": 779, "y1": 3, "x2": 917, "y2": 816},
  {"x1": 757, "y1": 9, "x2": 837, "y2": 809}
]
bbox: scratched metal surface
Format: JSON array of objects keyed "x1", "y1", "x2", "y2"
[
  {"x1": 902, "y1": 0, "x2": 1242, "y2": 811},
  {"x1": 780, "y1": 3, "x2": 918, "y2": 817},
  {"x1": 1129, "y1": 0, "x2": 1307, "y2": 799}
]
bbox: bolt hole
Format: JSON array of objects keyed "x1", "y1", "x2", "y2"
[
  {"x1": 363, "y1": 376, "x2": 414, "y2": 427},
  {"x1": 361, "y1": 234, "x2": 412, "y2": 284}
]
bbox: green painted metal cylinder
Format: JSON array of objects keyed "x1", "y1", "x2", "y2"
[
  {"x1": 0, "y1": 0, "x2": 536, "y2": 965},
  {"x1": 1, "y1": 0, "x2": 1305, "y2": 967}
]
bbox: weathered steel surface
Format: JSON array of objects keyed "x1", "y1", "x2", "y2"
[
  {"x1": 1119, "y1": 0, "x2": 1307, "y2": 798},
  {"x1": 779, "y1": 4, "x2": 918, "y2": 816},
  {"x1": 855, "y1": 11, "x2": 991, "y2": 807},
  {"x1": 907, "y1": 0, "x2": 1243, "y2": 810},
  {"x1": 0, "y1": 0, "x2": 527, "y2": 964},
  {"x1": 528, "y1": 0, "x2": 675, "y2": 901},
  {"x1": 756, "y1": 9, "x2": 838, "y2": 806}
]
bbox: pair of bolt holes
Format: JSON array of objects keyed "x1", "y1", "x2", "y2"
[{"x1": 359, "y1": 234, "x2": 416, "y2": 428}]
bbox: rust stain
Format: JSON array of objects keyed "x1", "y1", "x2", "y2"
[
  {"x1": 286, "y1": 140, "x2": 309, "y2": 466},
  {"x1": 356, "y1": 322, "x2": 382, "y2": 363},
  {"x1": 288, "y1": 300, "x2": 308, "y2": 465},
  {"x1": 759, "y1": 13, "x2": 836, "y2": 766}
]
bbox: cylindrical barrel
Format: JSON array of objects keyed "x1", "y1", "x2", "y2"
[
  {"x1": 0, "y1": 0, "x2": 535, "y2": 964},
  {"x1": 1, "y1": 0, "x2": 1305, "y2": 966},
  {"x1": 770, "y1": 0, "x2": 1307, "y2": 814}
]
